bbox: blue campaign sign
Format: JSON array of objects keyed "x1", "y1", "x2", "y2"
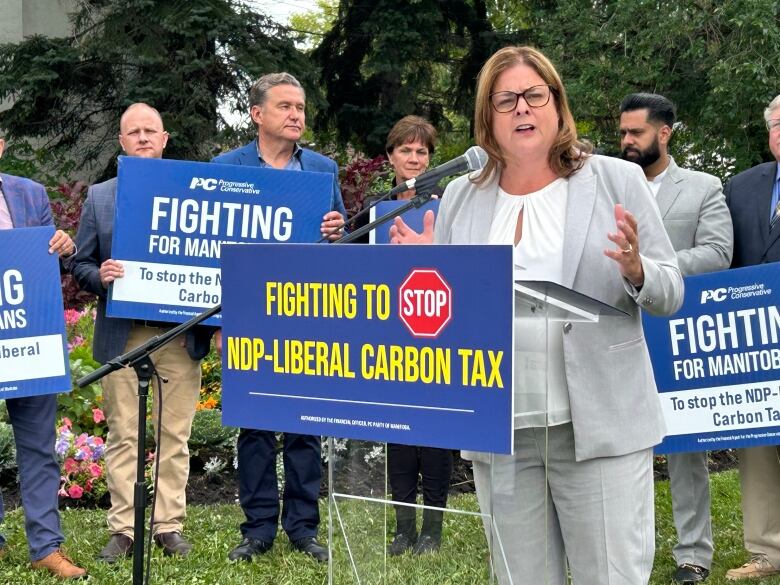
[
  {"x1": 644, "y1": 264, "x2": 780, "y2": 453},
  {"x1": 221, "y1": 244, "x2": 514, "y2": 454},
  {"x1": 369, "y1": 200, "x2": 439, "y2": 244},
  {"x1": 108, "y1": 156, "x2": 331, "y2": 325},
  {"x1": 0, "y1": 227, "x2": 70, "y2": 398}
]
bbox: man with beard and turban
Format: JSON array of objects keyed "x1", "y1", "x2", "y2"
[{"x1": 619, "y1": 92, "x2": 733, "y2": 585}]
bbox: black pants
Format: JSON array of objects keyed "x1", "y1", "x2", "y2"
[
  {"x1": 236, "y1": 429, "x2": 321, "y2": 542},
  {"x1": 387, "y1": 444, "x2": 452, "y2": 508}
]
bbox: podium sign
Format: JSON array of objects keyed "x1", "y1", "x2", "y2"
[
  {"x1": 0, "y1": 227, "x2": 70, "y2": 398},
  {"x1": 221, "y1": 244, "x2": 514, "y2": 454},
  {"x1": 644, "y1": 264, "x2": 780, "y2": 453},
  {"x1": 108, "y1": 157, "x2": 331, "y2": 325}
]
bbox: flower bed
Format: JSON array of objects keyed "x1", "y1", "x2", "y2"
[{"x1": 56, "y1": 417, "x2": 107, "y2": 502}]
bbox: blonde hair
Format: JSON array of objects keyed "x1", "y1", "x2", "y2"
[{"x1": 473, "y1": 46, "x2": 591, "y2": 185}]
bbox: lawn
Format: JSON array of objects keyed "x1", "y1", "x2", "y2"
[{"x1": 0, "y1": 469, "x2": 778, "y2": 584}]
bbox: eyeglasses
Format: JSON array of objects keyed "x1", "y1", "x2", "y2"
[
  {"x1": 489, "y1": 85, "x2": 555, "y2": 113},
  {"x1": 767, "y1": 119, "x2": 780, "y2": 132}
]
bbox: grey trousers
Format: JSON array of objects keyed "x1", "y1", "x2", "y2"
[
  {"x1": 472, "y1": 424, "x2": 655, "y2": 585},
  {"x1": 739, "y1": 445, "x2": 780, "y2": 568},
  {"x1": 667, "y1": 451, "x2": 713, "y2": 568}
]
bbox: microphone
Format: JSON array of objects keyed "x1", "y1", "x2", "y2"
[{"x1": 387, "y1": 146, "x2": 488, "y2": 197}]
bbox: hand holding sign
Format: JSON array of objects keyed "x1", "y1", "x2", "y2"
[
  {"x1": 321, "y1": 210, "x2": 345, "y2": 241},
  {"x1": 100, "y1": 259, "x2": 124, "y2": 288}
]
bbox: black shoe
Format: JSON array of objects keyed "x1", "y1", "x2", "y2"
[
  {"x1": 154, "y1": 532, "x2": 192, "y2": 557},
  {"x1": 291, "y1": 536, "x2": 328, "y2": 563},
  {"x1": 673, "y1": 563, "x2": 710, "y2": 584},
  {"x1": 387, "y1": 532, "x2": 417, "y2": 556},
  {"x1": 412, "y1": 534, "x2": 441, "y2": 555},
  {"x1": 97, "y1": 534, "x2": 133, "y2": 563},
  {"x1": 227, "y1": 537, "x2": 273, "y2": 562}
]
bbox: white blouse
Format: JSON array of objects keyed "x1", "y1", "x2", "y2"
[{"x1": 488, "y1": 178, "x2": 572, "y2": 429}]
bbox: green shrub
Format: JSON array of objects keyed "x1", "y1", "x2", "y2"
[
  {"x1": 59, "y1": 347, "x2": 106, "y2": 437},
  {"x1": 189, "y1": 409, "x2": 238, "y2": 455},
  {"x1": 0, "y1": 423, "x2": 16, "y2": 479}
]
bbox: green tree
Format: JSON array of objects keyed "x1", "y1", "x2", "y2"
[
  {"x1": 519, "y1": 0, "x2": 780, "y2": 178},
  {"x1": 312, "y1": 0, "x2": 510, "y2": 155},
  {"x1": 289, "y1": 0, "x2": 339, "y2": 47},
  {"x1": 0, "y1": 0, "x2": 315, "y2": 181}
]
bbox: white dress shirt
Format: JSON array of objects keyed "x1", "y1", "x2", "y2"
[{"x1": 488, "y1": 178, "x2": 572, "y2": 429}]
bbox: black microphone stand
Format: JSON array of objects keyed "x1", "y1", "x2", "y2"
[
  {"x1": 75, "y1": 184, "x2": 433, "y2": 585},
  {"x1": 335, "y1": 182, "x2": 437, "y2": 244},
  {"x1": 77, "y1": 305, "x2": 220, "y2": 585}
]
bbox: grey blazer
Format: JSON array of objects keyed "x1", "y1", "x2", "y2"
[
  {"x1": 72, "y1": 178, "x2": 213, "y2": 364},
  {"x1": 438, "y1": 155, "x2": 684, "y2": 461},
  {"x1": 657, "y1": 157, "x2": 733, "y2": 276}
]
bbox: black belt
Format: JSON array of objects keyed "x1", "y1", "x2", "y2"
[{"x1": 133, "y1": 319, "x2": 174, "y2": 329}]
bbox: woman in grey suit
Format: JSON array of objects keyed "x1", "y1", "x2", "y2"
[{"x1": 392, "y1": 46, "x2": 683, "y2": 585}]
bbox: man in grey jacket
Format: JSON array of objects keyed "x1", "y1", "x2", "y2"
[{"x1": 620, "y1": 92, "x2": 733, "y2": 585}]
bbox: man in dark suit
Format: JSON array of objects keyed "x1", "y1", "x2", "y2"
[
  {"x1": 0, "y1": 137, "x2": 86, "y2": 579},
  {"x1": 620, "y1": 93, "x2": 733, "y2": 585},
  {"x1": 213, "y1": 72, "x2": 346, "y2": 564},
  {"x1": 72, "y1": 104, "x2": 212, "y2": 562},
  {"x1": 723, "y1": 94, "x2": 780, "y2": 581}
]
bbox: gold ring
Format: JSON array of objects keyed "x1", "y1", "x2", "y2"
[{"x1": 622, "y1": 243, "x2": 633, "y2": 254}]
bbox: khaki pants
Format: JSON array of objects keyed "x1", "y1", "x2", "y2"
[
  {"x1": 101, "y1": 324, "x2": 201, "y2": 536},
  {"x1": 739, "y1": 445, "x2": 780, "y2": 568}
]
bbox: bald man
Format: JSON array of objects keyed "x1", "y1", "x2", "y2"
[{"x1": 72, "y1": 103, "x2": 213, "y2": 562}]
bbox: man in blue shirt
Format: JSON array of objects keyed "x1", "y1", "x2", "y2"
[
  {"x1": 213, "y1": 72, "x2": 345, "y2": 564},
  {"x1": 0, "y1": 135, "x2": 86, "y2": 579}
]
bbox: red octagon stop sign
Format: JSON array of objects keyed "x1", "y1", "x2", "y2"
[{"x1": 398, "y1": 269, "x2": 452, "y2": 338}]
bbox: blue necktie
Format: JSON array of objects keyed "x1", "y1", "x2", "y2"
[{"x1": 770, "y1": 200, "x2": 780, "y2": 232}]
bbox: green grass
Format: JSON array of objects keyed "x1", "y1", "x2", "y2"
[
  {"x1": 0, "y1": 470, "x2": 778, "y2": 584},
  {"x1": 652, "y1": 469, "x2": 780, "y2": 585}
]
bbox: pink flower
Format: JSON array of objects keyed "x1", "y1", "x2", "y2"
[
  {"x1": 85, "y1": 479, "x2": 93, "y2": 492},
  {"x1": 62, "y1": 417, "x2": 72, "y2": 429},
  {"x1": 75, "y1": 433, "x2": 88, "y2": 447},
  {"x1": 89, "y1": 463, "x2": 102, "y2": 478},
  {"x1": 68, "y1": 335, "x2": 85, "y2": 350},
  {"x1": 58, "y1": 486, "x2": 68, "y2": 497},
  {"x1": 92, "y1": 408, "x2": 105, "y2": 423},
  {"x1": 67, "y1": 485, "x2": 84, "y2": 499},
  {"x1": 63, "y1": 458, "x2": 78, "y2": 473},
  {"x1": 64, "y1": 309, "x2": 81, "y2": 326},
  {"x1": 92, "y1": 436, "x2": 104, "y2": 446}
]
